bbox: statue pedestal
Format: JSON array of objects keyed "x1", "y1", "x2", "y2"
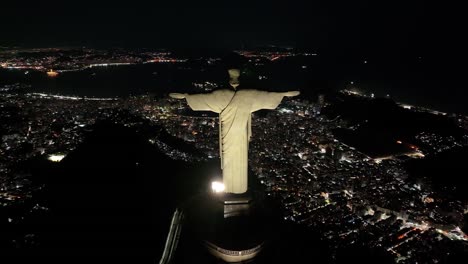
[
  {"x1": 221, "y1": 192, "x2": 253, "y2": 218},
  {"x1": 182, "y1": 192, "x2": 269, "y2": 263}
]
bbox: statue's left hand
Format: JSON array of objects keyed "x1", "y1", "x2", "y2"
[
  {"x1": 169, "y1": 93, "x2": 187, "y2": 99},
  {"x1": 284, "y1": 91, "x2": 300, "y2": 97}
]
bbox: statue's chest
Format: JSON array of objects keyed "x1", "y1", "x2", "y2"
[
  {"x1": 230, "y1": 93, "x2": 255, "y2": 108},
  {"x1": 220, "y1": 94, "x2": 252, "y2": 122}
]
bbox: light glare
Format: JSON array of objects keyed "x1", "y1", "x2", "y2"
[
  {"x1": 211, "y1": 181, "x2": 225, "y2": 193},
  {"x1": 48, "y1": 154, "x2": 65, "y2": 162}
]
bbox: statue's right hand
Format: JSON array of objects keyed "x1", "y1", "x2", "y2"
[
  {"x1": 169, "y1": 93, "x2": 186, "y2": 99},
  {"x1": 284, "y1": 91, "x2": 300, "y2": 97}
]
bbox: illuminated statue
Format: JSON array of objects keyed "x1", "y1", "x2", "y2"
[{"x1": 170, "y1": 70, "x2": 299, "y2": 194}]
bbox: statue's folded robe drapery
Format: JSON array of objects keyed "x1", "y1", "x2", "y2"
[{"x1": 185, "y1": 89, "x2": 287, "y2": 194}]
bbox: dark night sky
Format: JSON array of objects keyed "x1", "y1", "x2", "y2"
[
  {"x1": 1, "y1": 0, "x2": 458, "y2": 55},
  {"x1": 1, "y1": 0, "x2": 465, "y2": 112}
]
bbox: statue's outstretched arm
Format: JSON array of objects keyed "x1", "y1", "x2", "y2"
[
  {"x1": 250, "y1": 90, "x2": 299, "y2": 112},
  {"x1": 170, "y1": 90, "x2": 231, "y2": 113}
]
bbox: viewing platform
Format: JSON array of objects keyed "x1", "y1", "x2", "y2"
[{"x1": 204, "y1": 240, "x2": 264, "y2": 263}]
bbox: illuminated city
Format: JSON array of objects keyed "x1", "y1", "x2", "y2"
[{"x1": 1, "y1": 1, "x2": 467, "y2": 263}]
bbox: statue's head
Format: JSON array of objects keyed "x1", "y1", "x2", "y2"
[{"x1": 228, "y1": 68, "x2": 240, "y2": 89}]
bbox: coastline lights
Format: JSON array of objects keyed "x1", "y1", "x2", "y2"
[
  {"x1": 46, "y1": 69, "x2": 59, "y2": 77},
  {"x1": 211, "y1": 181, "x2": 225, "y2": 193}
]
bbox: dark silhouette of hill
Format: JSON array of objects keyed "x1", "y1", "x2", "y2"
[
  {"x1": 10, "y1": 120, "x2": 217, "y2": 263},
  {"x1": 325, "y1": 96, "x2": 463, "y2": 138},
  {"x1": 323, "y1": 96, "x2": 465, "y2": 157},
  {"x1": 405, "y1": 147, "x2": 468, "y2": 203}
]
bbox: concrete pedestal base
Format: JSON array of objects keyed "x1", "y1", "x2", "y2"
[
  {"x1": 183, "y1": 193, "x2": 268, "y2": 263},
  {"x1": 221, "y1": 192, "x2": 253, "y2": 218}
]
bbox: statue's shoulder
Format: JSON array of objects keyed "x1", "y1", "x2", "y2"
[
  {"x1": 237, "y1": 89, "x2": 259, "y2": 96},
  {"x1": 213, "y1": 89, "x2": 234, "y2": 95},
  {"x1": 237, "y1": 89, "x2": 258, "y2": 95}
]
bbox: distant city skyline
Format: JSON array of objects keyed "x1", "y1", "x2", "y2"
[
  {"x1": 2, "y1": 1, "x2": 439, "y2": 55},
  {"x1": 1, "y1": 44, "x2": 466, "y2": 115}
]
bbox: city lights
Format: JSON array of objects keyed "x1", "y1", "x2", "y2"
[
  {"x1": 1, "y1": 44, "x2": 467, "y2": 263},
  {"x1": 46, "y1": 69, "x2": 59, "y2": 77}
]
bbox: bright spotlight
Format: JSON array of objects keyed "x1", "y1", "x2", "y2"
[
  {"x1": 48, "y1": 154, "x2": 66, "y2": 162},
  {"x1": 211, "y1": 181, "x2": 225, "y2": 193}
]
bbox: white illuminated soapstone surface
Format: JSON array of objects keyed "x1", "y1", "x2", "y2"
[{"x1": 170, "y1": 70, "x2": 299, "y2": 194}]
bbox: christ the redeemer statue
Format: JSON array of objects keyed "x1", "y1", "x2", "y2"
[{"x1": 170, "y1": 70, "x2": 299, "y2": 194}]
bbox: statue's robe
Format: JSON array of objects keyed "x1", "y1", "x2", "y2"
[{"x1": 185, "y1": 89, "x2": 287, "y2": 194}]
